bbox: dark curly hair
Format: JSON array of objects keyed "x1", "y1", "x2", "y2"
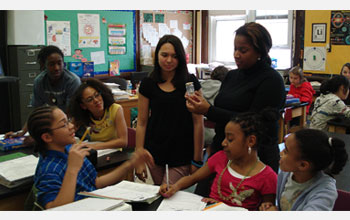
[
  {"x1": 150, "y1": 34, "x2": 190, "y2": 89},
  {"x1": 37, "y1": 45, "x2": 64, "y2": 71},
  {"x1": 230, "y1": 108, "x2": 279, "y2": 150},
  {"x1": 68, "y1": 78, "x2": 115, "y2": 127}
]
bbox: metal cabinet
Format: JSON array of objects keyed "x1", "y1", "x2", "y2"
[{"x1": 8, "y1": 45, "x2": 43, "y2": 130}]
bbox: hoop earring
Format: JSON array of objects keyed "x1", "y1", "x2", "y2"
[
  {"x1": 248, "y1": 147, "x2": 252, "y2": 155},
  {"x1": 257, "y1": 57, "x2": 261, "y2": 61}
]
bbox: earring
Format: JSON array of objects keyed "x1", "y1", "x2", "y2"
[
  {"x1": 248, "y1": 147, "x2": 252, "y2": 155},
  {"x1": 257, "y1": 57, "x2": 261, "y2": 61}
]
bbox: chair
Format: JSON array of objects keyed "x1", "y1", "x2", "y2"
[
  {"x1": 130, "y1": 71, "x2": 149, "y2": 89},
  {"x1": 127, "y1": 127, "x2": 136, "y2": 148},
  {"x1": 333, "y1": 189, "x2": 350, "y2": 211},
  {"x1": 105, "y1": 77, "x2": 127, "y2": 91},
  {"x1": 24, "y1": 185, "x2": 44, "y2": 211}
]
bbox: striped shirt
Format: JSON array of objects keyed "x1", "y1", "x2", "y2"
[{"x1": 34, "y1": 144, "x2": 97, "y2": 207}]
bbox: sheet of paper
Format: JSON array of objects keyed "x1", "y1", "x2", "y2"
[
  {"x1": 90, "y1": 51, "x2": 105, "y2": 65},
  {"x1": 158, "y1": 23, "x2": 170, "y2": 38},
  {"x1": 157, "y1": 190, "x2": 207, "y2": 211},
  {"x1": 89, "y1": 180, "x2": 160, "y2": 202},
  {"x1": 78, "y1": 13, "x2": 101, "y2": 48},
  {"x1": 0, "y1": 155, "x2": 39, "y2": 182},
  {"x1": 183, "y1": 23, "x2": 191, "y2": 30},
  {"x1": 97, "y1": 148, "x2": 122, "y2": 157},
  {"x1": 46, "y1": 21, "x2": 71, "y2": 56},
  {"x1": 47, "y1": 198, "x2": 124, "y2": 211},
  {"x1": 170, "y1": 20, "x2": 178, "y2": 29}
]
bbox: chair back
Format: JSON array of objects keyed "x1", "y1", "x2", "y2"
[
  {"x1": 333, "y1": 189, "x2": 350, "y2": 211},
  {"x1": 106, "y1": 77, "x2": 127, "y2": 90},
  {"x1": 127, "y1": 127, "x2": 136, "y2": 148}
]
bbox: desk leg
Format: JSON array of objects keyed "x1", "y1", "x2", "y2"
[{"x1": 299, "y1": 106, "x2": 307, "y2": 128}]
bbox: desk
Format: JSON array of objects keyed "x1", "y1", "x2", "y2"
[
  {"x1": 0, "y1": 147, "x2": 133, "y2": 211},
  {"x1": 327, "y1": 117, "x2": 350, "y2": 134},
  {"x1": 115, "y1": 96, "x2": 138, "y2": 127},
  {"x1": 278, "y1": 102, "x2": 308, "y2": 143}
]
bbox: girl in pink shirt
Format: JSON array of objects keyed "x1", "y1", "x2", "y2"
[{"x1": 159, "y1": 109, "x2": 278, "y2": 210}]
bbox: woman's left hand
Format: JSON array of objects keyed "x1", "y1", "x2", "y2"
[{"x1": 185, "y1": 91, "x2": 211, "y2": 115}]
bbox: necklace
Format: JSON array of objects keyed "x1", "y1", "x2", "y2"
[{"x1": 217, "y1": 159, "x2": 259, "y2": 202}]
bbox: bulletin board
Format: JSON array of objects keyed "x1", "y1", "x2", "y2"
[
  {"x1": 139, "y1": 10, "x2": 193, "y2": 65},
  {"x1": 44, "y1": 10, "x2": 136, "y2": 75}
]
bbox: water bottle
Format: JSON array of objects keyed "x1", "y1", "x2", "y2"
[{"x1": 127, "y1": 80, "x2": 132, "y2": 94}]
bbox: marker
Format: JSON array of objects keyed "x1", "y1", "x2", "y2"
[
  {"x1": 79, "y1": 127, "x2": 90, "y2": 144},
  {"x1": 166, "y1": 164, "x2": 169, "y2": 191}
]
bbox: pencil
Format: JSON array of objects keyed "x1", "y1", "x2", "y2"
[
  {"x1": 79, "y1": 127, "x2": 90, "y2": 144},
  {"x1": 166, "y1": 164, "x2": 169, "y2": 190}
]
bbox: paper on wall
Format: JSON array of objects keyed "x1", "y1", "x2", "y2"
[
  {"x1": 170, "y1": 20, "x2": 178, "y2": 29},
  {"x1": 46, "y1": 21, "x2": 71, "y2": 56},
  {"x1": 78, "y1": 13, "x2": 101, "y2": 48},
  {"x1": 171, "y1": 28, "x2": 182, "y2": 40},
  {"x1": 183, "y1": 23, "x2": 191, "y2": 30},
  {"x1": 142, "y1": 23, "x2": 159, "y2": 47},
  {"x1": 158, "y1": 23, "x2": 170, "y2": 38},
  {"x1": 181, "y1": 36, "x2": 189, "y2": 49},
  {"x1": 90, "y1": 51, "x2": 105, "y2": 65}
]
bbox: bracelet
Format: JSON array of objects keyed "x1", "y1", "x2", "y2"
[{"x1": 191, "y1": 160, "x2": 204, "y2": 168}]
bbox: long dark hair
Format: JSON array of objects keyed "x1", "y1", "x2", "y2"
[
  {"x1": 37, "y1": 45, "x2": 64, "y2": 71},
  {"x1": 27, "y1": 105, "x2": 58, "y2": 154},
  {"x1": 320, "y1": 75, "x2": 349, "y2": 95},
  {"x1": 235, "y1": 22, "x2": 273, "y2": 66},
  {"x1": 150, "y1": 34, "x2": 189, "y2": 88},
  {"x1": 294, "y1": 128, "x2": 348, "y2": 176},
  {"x1": 68, "y1": 78, "x2": 115, "y2": 127},
  {"x1": 230, "y1": 108, "x2": 279, "y2": 150}
]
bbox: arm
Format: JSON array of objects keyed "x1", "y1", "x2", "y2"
[
  {"x1": 88, "y1": 106, "x2": 128, "y2": 150},
  {"x1": 191, "y1": 111, "x2": 204, "y2": 173},
  {"x1": 290, "y1": 85, "x2": 314, "y2": 104},
  {"x1": 95, "y1": 149, "x2": 154, "y2": 188},
  {"x1": 5, "y1": 123, "x2": 28, "y2": 138},
  {"x1": 45, "y1": 144, "x2": 91, "y2": 209},
  {"x1": 301, "y1": 185, "x2": 337, "y2": 211},
  {"x1": 159, "y1": 163, "x2": 212, "y2": 198},
  {"x1": 134, "y1": 93, "x2": 150, "y2": 182}
]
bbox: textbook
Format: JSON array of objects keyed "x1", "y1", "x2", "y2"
[
  {"x1": 47, "y1": 198, "x2": 127, "y2": 211},
  {"x1": 203, "y1": 202, "x2": 248, "y2": 211},
  {"x1": 0, "y1": 136, "x2": 26, "y2": 151},
  {"x1": 79, "y1": 180, "x2": 161, "y2": 204},
  {"x1": 0, "y1": 154, "x2": 39, "y2": 188}
]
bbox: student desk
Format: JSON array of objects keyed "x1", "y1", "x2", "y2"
[
  {"x1": 327, "y1": 117, "x2": 350, "y2": 134},
  {"x1": 278, "y1": 102, "x2": 308, "y2": 143},
  {"x1": 0, "y1": 146, "x2": 134, "y2": 211},
  {"x1": 115, "y1": 95, "x2": 138, "y2": 127}
]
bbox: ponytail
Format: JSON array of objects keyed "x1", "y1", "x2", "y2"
[
  {"x1": 294, "y1": 129, "x2": 348, "y2": 176},
  {"x1": 320, "y1": 75, "x2": 349, "y2": 95}
]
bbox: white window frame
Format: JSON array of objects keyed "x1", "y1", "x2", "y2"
[{"x1": 209, "y1": 10, "x2": 294, "y2": 69}]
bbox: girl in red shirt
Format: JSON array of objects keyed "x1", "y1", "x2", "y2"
[{"x1": 288, "y1": 66, "x2": 315, "y2": 114}]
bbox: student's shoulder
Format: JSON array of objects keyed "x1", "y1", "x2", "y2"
[{"x1": 64, "y1": 69, "x2": 81, "y2": 82}]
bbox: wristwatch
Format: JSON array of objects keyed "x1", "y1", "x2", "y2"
[{"x1": 191, "y1": 160, "x2": 204, "y2": 168}]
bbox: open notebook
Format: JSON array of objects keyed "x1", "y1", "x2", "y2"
[
  {"x1": 79, "y1": 180, "x2": 161, "y2": 204},
  {"x1": 0, "y1": 154, "x2": 39, "y2": 188}
]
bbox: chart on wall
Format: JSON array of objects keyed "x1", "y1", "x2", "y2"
[
  {"x1": 303, "y1": 47, "x2": 327, "y2": 71},
  {"x1": 330, "y1": 10, "x2": 350, "y2": 45},
  {"x1": 140, "y1": 10, "x2": 193, "y2": 65}
]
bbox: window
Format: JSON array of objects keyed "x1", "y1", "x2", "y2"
[{"x1": 209, "y1": 10, "x2": 293, "y2": 70}]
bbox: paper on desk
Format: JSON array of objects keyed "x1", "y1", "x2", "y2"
[
  {"x1": 157, "y1": 190, "x2": 207, "y2": 211},
  {"x1": 97, "y1": 148, "x2": 122, "y2": 158},
  {"x1": 81, "y1": 180, "x2": 160, "y2": 202},
  {"x1": 47, "y1": 198, "x2": 124, "y2": 211},
  {"x1": 111, "y1": 89, "x2": 129, "y2": 96},
  {"x1": 0, "y1": 155, "x2": 39, "y2": 182}
]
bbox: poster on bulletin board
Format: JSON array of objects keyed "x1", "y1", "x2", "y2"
[
  {"x1": 330, "y1": 10, "x2": 350, "y2": 45},
  {"x1": 44, "y1": 10, "x2": 136, "y2": 75},
  {"x1": 46, "y1": 21, "x2": 71, "y2": 56}
]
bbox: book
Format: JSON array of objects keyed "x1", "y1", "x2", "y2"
[
  {"x1": 203, "y1": 202, "x2": 248, "y2": 211},
  {"x1": 47, "y1": 198, "x2": 126, "y2": 211},
  {"x1": 68, "y1": 61, "x2": 84, "y2": 77},
  {"x1": 109, "y1": 60, "x2": 120, "y2": 76},
  {"x1": 0, "y1": 136, "x2": 26, "y2": 151},
  {"x1": 79, "y1": 180, "x2": 160, "y2": 204},
  {"x1": 0, "y1": 155, "x2": 39, "y2": 188},
  {"x1": 157, "y1": 190, "x2": 207, "y2": 211},
  {"x1": 83, "y1": 61, "x2": 94, "y2": 78}
]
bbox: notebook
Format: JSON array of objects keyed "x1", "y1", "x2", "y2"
[{"x1": 47, "y1": 198, "x2": 125, "y2": 211}]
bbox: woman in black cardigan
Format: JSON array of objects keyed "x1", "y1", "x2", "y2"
[{"x1": 186, "y1": 22, "x2": 285, "y2": 173}]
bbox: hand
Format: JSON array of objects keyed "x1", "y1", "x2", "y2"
[
  {"x1": 5, "y1": 130, "x2": 24, "y2": 139},
  {"x1": 66, "y1": 143, "x2": 91, "y2": 174},
  {"x1": 130, "y1": 149, "x2": 154, "y2": 170},
  {"x1": 135, "y1": 163, "x2": 148, "y2": 182},
  {"x1": 201, "y1": 197, "x2": 219, "y2": 204},
  {"x1": 259, "y1": 202, "x2": 277, "y2": 211},
  {"x1": 159, "y1": 183, "x2": 179, "y2": 198},
  {"x1": 185, "y1": 91, "x2": 211, "y2": 115}
]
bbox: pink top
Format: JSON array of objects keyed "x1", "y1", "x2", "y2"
[{"x1": 208, "y1": 150, "x2": 277, "y2": 211}]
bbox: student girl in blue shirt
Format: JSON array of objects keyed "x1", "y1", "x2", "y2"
[
  {"x1": 260, "y1": 128, "x2": 348, "y2": 211},
  {"x1": 27, "y1": 105, "x2": 154, "y2": 209}
]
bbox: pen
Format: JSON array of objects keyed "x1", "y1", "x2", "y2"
[
  {"x1": 79, "y1": 127, "x2": 90, "y2": 144},
  {"x1": 166, "y1": 164, "x2": 169, "y2": 190}
]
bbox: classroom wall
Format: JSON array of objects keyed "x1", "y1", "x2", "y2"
[{"x1": 304, "y1": 10, "x2": 350, "y2": 75}]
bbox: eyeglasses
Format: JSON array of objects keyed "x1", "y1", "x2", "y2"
[
  {"x1": 51, "y1": 118, "x2": 72, "y2": 131},
  {"x1": 83, "y1": 92, "x2": 101, "y2": 103}
]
